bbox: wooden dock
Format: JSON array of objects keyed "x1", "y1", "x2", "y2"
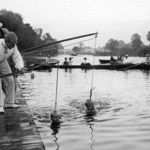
[{"x1": 0, "y1": 94, "x2": 45, "y2": 150}]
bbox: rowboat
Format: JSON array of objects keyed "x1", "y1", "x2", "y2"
[
  {"x1": 99, "y1": 59, "x2": 111, "y2": 64},
  {"x1": 99, "y1": 59, "x2": 123, "y2": 64},
  {"x1": 29, "y1": 63, "x2": 150, "y2": 70}
]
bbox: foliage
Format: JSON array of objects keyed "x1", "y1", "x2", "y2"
[
  {"x1": 137, "y1": 45, "x2": 150, "y2": 56},
  {"x1": 72, "y1": 31, "x2": 150, "y2": 56},
  {"x1": 131, "y1": 33, "x2": 143, "y2": 51},
  {"x1": 0, "y1": 9, "x2": 61, "y2": 56},
  {"x1": 146, "y1": 31, "x2": 150, "y2": 44},
  {"x1": 102, "y1": 33, "x2": 147, "y2": 56},
  {"x1": 104, "y1": 39, "x2": 119, "y2": 54},
  {"x1": 72, "y1": 46, "x2": 81, "y2": 53}
]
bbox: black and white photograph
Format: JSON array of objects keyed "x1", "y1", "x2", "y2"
[{"x1": 0, "y1": 0, "x2": 150, "y2": 150}]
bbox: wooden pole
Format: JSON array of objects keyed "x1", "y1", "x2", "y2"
[
  {"x1": 22, "y1": 32, "x2": 98, "y2": 53},
  {"x1": 90, "y1": 33, "x2": 98, "y2": 100},
  {"x1": 55, "y1": 64, "x2": 59, "y2": 111}
]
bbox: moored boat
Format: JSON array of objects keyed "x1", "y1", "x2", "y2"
[
  {"x1": 29, "y1": 63, "x2": 150, "y2": 71},
  {"x1": 99, "y1": 59, "x2": 110, "y2": 64}
]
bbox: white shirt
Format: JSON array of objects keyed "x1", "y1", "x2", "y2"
[{"x1": 0, "y1": 39, "x2": 24, "y2": 70}]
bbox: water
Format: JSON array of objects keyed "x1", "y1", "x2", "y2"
[{"x1": 18, "y1": 55, "x2": 150, "y2": 150}]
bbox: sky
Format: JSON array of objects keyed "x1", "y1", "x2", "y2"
[{"x1": 1, "y1": 0, "x2": 150, "y2": 48}]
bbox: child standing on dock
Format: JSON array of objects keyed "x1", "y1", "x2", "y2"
[{"x1": 0, "y1": 32, "x2": 26, "y2": 113}]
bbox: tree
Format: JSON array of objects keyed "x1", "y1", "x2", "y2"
[
  {"x1": 34, "y1": 28, "x2": 43, "y2": 39},
  {"x1": 137, "y1": 45, "x2": 150, "y2": 56},
  {"x1": 104, "y1": 39, "x2": 119, "y2": 55},
  {"x1": 0, "y1": 9, "x2": 61, "y2": 56},
  {"x1": 41, "y1": 33, "x2": 59, "y2": 56},
  {"x1": 0, "y1": 9, "x2": 42, "y2": 51},
  {"x1": 131, "y1": 33, "x2": 143, "y2": 51},
  {"x1": 0, "y1": 9, "x2": 23, "y2": 32},
  {"x1": 72, "y1": 46, "x2": 80, "y2": 53},
  {"x1": 146, "y1": 31, "x2": 150, "y2": 45}
]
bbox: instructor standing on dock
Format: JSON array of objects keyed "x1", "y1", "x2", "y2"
[{"x1": 0, "y1": 32, "x2": 26, "y2": 113}]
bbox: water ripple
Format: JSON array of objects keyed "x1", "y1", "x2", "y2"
[{"x1": 17, "y1": 58, "x2": 150, "y2": 150}]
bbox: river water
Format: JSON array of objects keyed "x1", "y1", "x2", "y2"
[{"x1": 18, "y1": 55, "x2": 150, "y2": 150}]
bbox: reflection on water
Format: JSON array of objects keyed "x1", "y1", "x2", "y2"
[
  {"x1": 85, "y1": 115, "x2": 95, "y2": 150},
  {"x1": 50, "y1": 122, "x2": 60, "y2": 150},
  {"x1": 17, "y1": 56, "x2": 150, "y2": 150}
]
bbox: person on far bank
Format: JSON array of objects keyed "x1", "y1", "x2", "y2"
[
  {"x1": 63, "y1": 57, "x2": 69, "y2": 65},
  {"x1": 0, "y1": 32, "x2": 26, "y2": 113}
]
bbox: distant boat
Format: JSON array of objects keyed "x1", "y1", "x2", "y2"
[
  {"x1": 45, "y1": 58, "x2": 59, "y2": 65},
  {"x1": 69, "y1": 53, "x2": 77, "y2": 56},
  {"x1": 99, "y1": 58, "x2": 123, "y2": 64},
  {"x1": 99, "y1": 59, "x2": 110, "y2": 64}
]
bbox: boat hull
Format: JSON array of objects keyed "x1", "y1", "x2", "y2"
[
  {"x1": 99, "y1": 59, "x2": 110, "y2": 64},
  {"x1": 29, "y1": 63, "x2": 150, "y2": 70}
]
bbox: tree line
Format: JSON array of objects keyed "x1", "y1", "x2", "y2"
[
  {"x1": 0, "y1": 9, "x2": 63, "y2": 56},
  {"x1": 72, "y1": 32, "x2": 150, "y2": 57},
  {"x1": 1, "y1": 9, "x2": 149, "y2": 57},
  {"x1": 102, "y1": 33, "x2": 150, "y2": 56}
]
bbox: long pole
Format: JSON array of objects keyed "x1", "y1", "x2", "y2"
[
  {"x1": 21, "y1": 33, "x2": 98, "y2": 54},
  {"x1": 55, "y1": 64, "x2": 59, "y2": 111},
  {"x1": 0, "y1": 63, "x2": 46, "y2": 78},
  {"x1": 90, "y1": 33, "x2": 98, "y2": 100}
]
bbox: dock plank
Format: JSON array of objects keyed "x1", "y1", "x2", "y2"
[{"x1": 0, "y1": 94, "x2": 45, "y2": 150}]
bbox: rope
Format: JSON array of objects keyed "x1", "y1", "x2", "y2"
[
  {"x1": 90, "y1": 33, "x2": 98, "y2": 100},
  {"x1": 63, "y1": 37, "x2": 96, "y2": 48},
  {"x1": 22, "y1": 48, "x2": 57, "y2": 55}
]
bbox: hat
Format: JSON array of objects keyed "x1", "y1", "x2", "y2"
[{"x1": 0, "y1": 22, "x2": 3, "y2": 28}]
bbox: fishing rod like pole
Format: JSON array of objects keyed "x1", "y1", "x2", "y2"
[
  {"x1": 90, "y1": 33, "x2": 98, "y2": 100},
  {"x1": 22, "y1": 32, "x2": 98, "y2": 54},
  {"x1": 55, "y1": 64, "x2": 59, "y2": 111},
  {"x1": 85, "y1": 33, "x2": 98, "y2": 116},
  {"x1": 50, "y1": 63, "x2": 62, "y2": 125},
  {"x1": 0, "y1": 62, "x2": 59, "y2": 78},
  {"x1": 22, "y1": 37, "x2": 96, "y2": 55}
]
